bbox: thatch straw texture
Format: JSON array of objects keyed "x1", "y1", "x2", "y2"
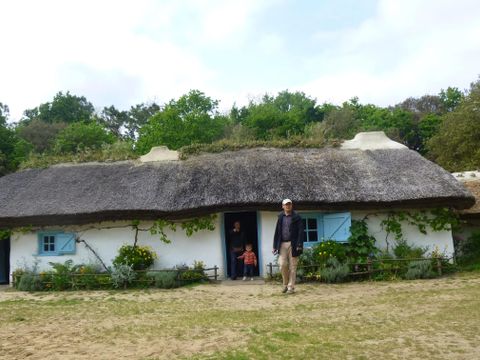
[
  {"x1": 0, "y1": 147, "x2": 474, "y2": 227},
  {"x1": 458, "y1": 180, "x2": 480, "y2": 218}
]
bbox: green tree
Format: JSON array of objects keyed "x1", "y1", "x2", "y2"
[
  {"x1": 427, "y1": 79, "x2": 480, "y2": 171},
  {"x1": 0, "y1": 103, "x2": 31, "y2": 175},
  {"x1": 22, "y1": 91, "x2": 95, "y2": 124},
  {"x1": 136, "y1": 90, "x2": 227, "y2": 153},
  {"x1": 418, "y1": 113, "x2": 442, "y2": 151},
  {"x1": 125, "y1": 102, "x2": 160, "y2": 140},
  {"x1": 0, "y1": 102, "x2": 9, "y2": 126},
  {"x1": 439, "y1": 86, "x2": 464, "y2": 112},
  {"x1": 98, "y1": 102, "x2": 159, "y2": 140},
  {"x1": 322, "y1": 103, "x2": 359, "y2": 140},
  {"x1": 0, "y1": 125, "x2": 16, "y2": 175},
  {"x1": 53, "y1": 121, "x2": 115, "y2": 154},
  {"x1": 396, "y1": 95, "x2": 445, "y2": 117},
  {"x1": 97, "y1": 105, "x2": 130, "y2": 139},
  {"x1": 16, "y1": 119, "x2": 66, "y2": 153},
  {"x1": 240, "y1": 90, "x2": 324, "y2": 140}
]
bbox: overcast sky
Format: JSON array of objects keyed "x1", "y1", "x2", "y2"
[{"x1": 1, "y1": 0, "x2": 479, "y2": 121}]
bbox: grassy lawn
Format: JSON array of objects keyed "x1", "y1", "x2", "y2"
[{"x1": 1, "y1": 272, "x2": 479, "y2": 360}]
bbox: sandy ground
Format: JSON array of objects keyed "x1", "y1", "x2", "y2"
[{"x1": 1, "y1": 274, "x2": 480, "y2": 359}]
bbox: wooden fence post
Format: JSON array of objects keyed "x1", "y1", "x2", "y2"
[
  {"x1": 214, "y1": 266, "x2": 218, "y2": 281},
  {"x1": 367, "y1": 258, "x2": 372, "y2": 280},
  {"x1": 268, "y1": 262, "x2": 273, "y2": 279},
  {"x1": 436, "y1": 258, "x2": 442, "y2": 276}
]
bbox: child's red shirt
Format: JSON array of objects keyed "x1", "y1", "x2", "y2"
[{"x1": 238, "y1": 250, "x2": 257, "y2": 265}]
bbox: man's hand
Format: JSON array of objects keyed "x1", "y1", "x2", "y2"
[{"x1": 272, "y1": 248, "x2": 278, "y2": 255}]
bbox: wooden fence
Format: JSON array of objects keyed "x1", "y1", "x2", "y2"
[
  {"x1": 12, "y1": 265, "x2": 219, "y2": 290},
  {"x1": 266, "y1": 257, "x2": 449, "y2": 280}
]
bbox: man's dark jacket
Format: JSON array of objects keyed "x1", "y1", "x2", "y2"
[{"x1": 273, "y1": 211, "x2": 305, "y2": 257}]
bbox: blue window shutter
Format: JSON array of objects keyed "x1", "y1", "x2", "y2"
[
  {"x1": 323, "y1": 212, "x2": 351, "y2": 242},
  {"x1": 57, "y1": 233, "x2": 76, "y2": 254}
]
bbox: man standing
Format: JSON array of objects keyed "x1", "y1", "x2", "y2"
[{"x1": 272, "y1": 199, "x2": 304, "y2": 294}]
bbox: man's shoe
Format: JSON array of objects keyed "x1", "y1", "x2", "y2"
[
  {"x1": 250, "y1": 277, "x2": 254, "y2": 281},
  {"x1": 242, "y1": 276, "x2": 247, "y2": 281},
  {"x1": 287, "y1": 288, "x2": 295, "y2": 294},
  {"x1": 282, "y1": 286, "x2": 288, "y2": 294}
]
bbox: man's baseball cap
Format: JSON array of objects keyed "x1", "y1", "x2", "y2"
[{"x1": 282, "y1": 198, "x2": 292, "y2": 205}]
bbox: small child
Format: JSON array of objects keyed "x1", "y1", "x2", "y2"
[{"x1": 237, "y1": 244, "x2": 257, "y2": 281}]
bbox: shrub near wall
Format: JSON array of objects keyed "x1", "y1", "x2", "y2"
[
  {"x1": 113, "y1": 245, "x2": 157, "y2": 271},
  {"x1": 12, "y1": 259, "x2": 209, "y2": 291}
]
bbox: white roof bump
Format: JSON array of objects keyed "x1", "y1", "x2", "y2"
[
  {"x1": 341, "y1": 131, "x2": 408, "y2": 150},
  {"x1": 140, "y1": 146, "x2": 179, "y2": 162}
]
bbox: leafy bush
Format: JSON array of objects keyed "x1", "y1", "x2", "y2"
[
  {"x1": 321, "y1": 258, "x2": 350, "y2": 283},
  {"x1": 302, "y1": 271, "x2": 322, "y2": 282},
  {"x1": 17, "y1": 272, "x2": 43, "y2": 291},
  {"x1": 13, "y1": 259, "x2": 45, "y2": 291},
  {"x1": 371, "y1": 251, "x2": 400, "y2": 281},
  {"x1": 48, "y1": 260, "x2": 78, "y2": 290},
  {"x1": 147, "y1": 271, "x2": 179, "y2": 289},
  {"x1": 346, "y1": 220, "x2": 378, "y2": 262},
  {"x1": 73, "y1": 264, "x2": 107, "y2": 289},
  {"x1": 429, "y1": 245, "x2": 456, "y2": 275},
  {"x1": 393, "y1": 240, "x2": 428, "y2": 259},
  {"x1": 312, "y1": 240, "x2": 347, "y2": 265},
  {"x1": 110, "y1": 264, "x2": 136, "y2": 289},
  {"x1": 178, "y1": 136, "x2": 340, "y2": 160},
  {"x1": 19, "y1": 140, "x2": 136, "y2": 169},
  {"x1": 175, "y1": 261, "x2": 208, "y2": 283},
  {"x1": 113, "y1": 244, "x2": 157, "y2": 271},
  {"x1": 297, "y1": 247, "x2": 318, "y2": 278},
  {"x1": 404, "y1": 260, "x2": 435, "y2": 280},
  {"x1": 178, "y1": 269, "x2": 205, "y2": 282},
  {"x1": 53, "y1": 121, "x2": 115, "y2": 154},
  {"x1": 456, "y1": 231, "x2": 480, "y2": 266}
]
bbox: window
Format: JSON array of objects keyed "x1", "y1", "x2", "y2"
[
  {"x1": 42, "y1": 235, "x2": 55, "y2": 253},
  {"x1": 301, "y1": 212, "x2": 351, "y2": 247},
  {"x1": 302, "y1": 215, "x2": 321, "y2": 243},
  {"x1": 38, "y1": 232, "x2": 76, "y2": 256}
]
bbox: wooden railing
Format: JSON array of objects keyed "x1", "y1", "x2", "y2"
[
  {"x1": 267, "y1": 257, "x2": 449, "y2": 280},
  {"x1": 12, "y1": 265, "x2": 219, "y2": 290}
]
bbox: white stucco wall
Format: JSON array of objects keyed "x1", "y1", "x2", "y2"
[
  {"x1": 10, "y1": 216, "x2": 225, "y2": 277},
  {"x1": 259, "y1": 209, "x2": 455, "y2": 275},
  {"x1": 350, "y1": 210, "x2": 454, "y2": 256},
  {"x1": 10, "y1": 209, "x2": 455, "y2": 280}
]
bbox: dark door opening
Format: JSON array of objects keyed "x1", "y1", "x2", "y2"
[
  {"x1": 0, "y1": 237, "x2": 10, "y2": 284},
  {"x1": 224, "y1": 212, "x2": 259, "y2": 278}
]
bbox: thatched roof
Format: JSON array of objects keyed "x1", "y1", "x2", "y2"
[
  {"x1": 455, "y1": 176, "x2": 480, "y2": 218},
  {"x1": 0, "y1": 147, "x2": 474, "y2": 227}
]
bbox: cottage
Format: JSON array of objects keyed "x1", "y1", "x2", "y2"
[
  {"x1": 452, "y1": 171, "x2": 480, "y2": 243},
  {"x1": 0, "y1": 132, "x2": 475, "y2": 283}
]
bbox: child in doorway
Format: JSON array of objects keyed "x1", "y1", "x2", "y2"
[{"x1": 237, "y1": 244, "x2": 257, "y2": 281}]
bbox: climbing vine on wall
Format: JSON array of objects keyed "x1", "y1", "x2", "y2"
[
  {"x1": 0, "y1": 228, "x2": 11, "y2": 239},
  {"x1": 131, "y1": 214, "x2": 217, "y2": 245},
  {"x1": 380, "y1": 208, "x2": 461, "y2": 247}
]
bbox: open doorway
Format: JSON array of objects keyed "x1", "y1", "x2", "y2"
[
  {"x1": 224, "y1": 212, "x2": 259, "y2": 278},
  {"x1": 0, "y1": 237, "x2": 10, "y2": 284}
]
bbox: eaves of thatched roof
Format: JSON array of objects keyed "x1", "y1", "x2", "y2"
[
  {"x1": 452, "y1": 172, "x2": 480, "y2": 219},
  {"x1": 0, "y1": 144, "x2": 474, "y2": 227}
]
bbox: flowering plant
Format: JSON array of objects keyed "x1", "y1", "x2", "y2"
[
  {"x1": 313, "y1": 240, "x2": 347, "y2": 265},
  {"x1": 113, "y1": 244, "x2": 157, "y2": 270}
]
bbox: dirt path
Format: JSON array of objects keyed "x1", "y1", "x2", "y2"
[{"x1": 1, "y1": 273, "x2": 480, "y2": 359}]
